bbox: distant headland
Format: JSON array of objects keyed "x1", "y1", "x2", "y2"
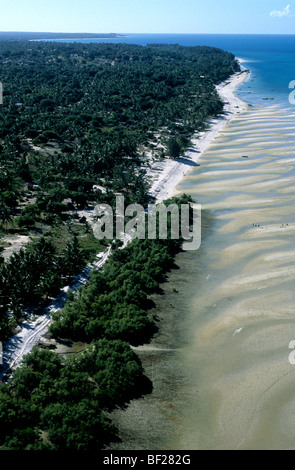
[{"x1": 0, "y1": 32, "x2": 125, "y2": 41}]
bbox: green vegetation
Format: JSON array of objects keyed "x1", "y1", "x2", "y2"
[
  {"x1": 0, "y1": 232, "x2": 90, "y2": 340},
  {"x1": 49, "y1": 195, "x2": 193, "y2": 345},
  {"x1": 0, "y1": 341, "x2": 143, "y2": 450},
  {"x1": 0, "y1": 194, "x2": 193, "y2": 450},
  {"x1": 0, "y1": 41, "x2": 238, "y2": 217}
]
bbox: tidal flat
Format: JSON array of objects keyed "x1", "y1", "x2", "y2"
[{"x1": 108, "y1": 103, "x2": 295, "y2": 450}]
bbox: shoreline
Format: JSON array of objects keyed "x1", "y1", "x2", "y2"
[
  {"x1": 0, "y1": 67, "x2": 249, "y2": 379},
  {"x1": 146, "y1": 68, "x2": 249, "y2": 204},
  {"x1": 106, "y1": 214, "x2": 214, "y2": 450},
  {"x1": 106, "y1": 68, "x2": 250, "y2": 449}
]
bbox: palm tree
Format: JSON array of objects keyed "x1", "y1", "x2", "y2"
[{"x1": 0, "y1": 206, "x2": 12, "y2": 228}]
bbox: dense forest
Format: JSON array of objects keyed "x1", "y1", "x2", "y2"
[
  {"x1": 0, "y1": 40, "x2": 240, "y2": 449},
  {"x1": 0, "y1": 41, "x2": 239, "y2": 340}
]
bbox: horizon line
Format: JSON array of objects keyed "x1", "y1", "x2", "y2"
[{"x1": 0, "y1": 31, "x2": 295, "y2": 36}]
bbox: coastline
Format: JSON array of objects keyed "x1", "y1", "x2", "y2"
[
  {"x1": 106, "y1": 68, "x2": 250, "y2": 449},
  {"x1": 1, "y1": 68, "x2": 249, "y2": 379},
  {"x1": 146, "y1": 68, "x2": 249, "y2": 204}
]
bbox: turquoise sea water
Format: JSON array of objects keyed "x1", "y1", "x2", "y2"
[{"x1": 48, "y1": 33, "x2": 295, "y2": 108}]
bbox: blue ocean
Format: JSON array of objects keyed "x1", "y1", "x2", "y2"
[{"x1": 49, "y1": 33, "x2": 295, "y2": 108}]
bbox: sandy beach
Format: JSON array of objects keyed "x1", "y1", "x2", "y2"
[{"x1": 147, "y1": 69, "x2": 249, "y2": 204}]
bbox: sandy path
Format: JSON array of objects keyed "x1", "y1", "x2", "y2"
[{"x1": 0, "y1": 245, "x2": 112, "y2": 377}]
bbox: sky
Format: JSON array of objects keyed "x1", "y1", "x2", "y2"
[{"x1": 0, "y1": 0, "x2": 295, "y2": 34}]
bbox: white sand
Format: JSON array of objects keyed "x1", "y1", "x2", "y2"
[
  {"x1": 147, "y1": 70, "x2": 249, "y2": 204},
  {"x1": 1, "y1": 235, "x2": 31, "y2": 260},
  {"x1": 0, "y1": 68, "x2": 249, "y2": 378}
]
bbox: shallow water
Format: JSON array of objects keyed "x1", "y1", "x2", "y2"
[{"x1": 172, "y1": 103, "x2": 295, "y2": 450}]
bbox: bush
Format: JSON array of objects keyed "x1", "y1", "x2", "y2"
[
  {"x1": 40, "y1": 99, "x2": 56, "y2": 111},
  {"x1": 18, "y1": 214, "x2": 35, "y2": 228},
  {"x1": 167, "y1": 137, "x2": 181, "y2": 159}
]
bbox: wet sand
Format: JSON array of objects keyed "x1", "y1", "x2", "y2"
[
  {"x1": 171, "y1": 103, "x2": 295, "y2": 450},
  {"x1": 108, "y1": 100, "x2": 295, "y2": 450},
  {"x1": 106, "y1": 214, "x2": 214, "y2": 450}
]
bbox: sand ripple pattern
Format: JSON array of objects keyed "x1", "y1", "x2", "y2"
[{"x1": 175, "y1": 104, "x2": 295, "y2": 450}]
